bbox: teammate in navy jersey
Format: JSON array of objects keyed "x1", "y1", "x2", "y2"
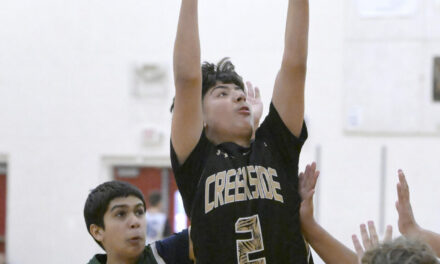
[
  {"x1": 171, "y1": 0, "x2": 310, "y2": 263},
  {"x1": 84, "y1": 181, "x2": 194, "y2": 264}
]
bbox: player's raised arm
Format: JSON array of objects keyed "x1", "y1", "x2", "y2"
[
  {"x1": 396, "y1": 170, "x2": 440, "y2": 256},
  {"x1": 299, "y1": 163, "x2": 358, "y2": 264},
  {"x1": 272, "y1": 0, "x2": 309, "y2": 137},
  {"x1": 172, "y1": 0, "x2": 203, "y2": 164}
]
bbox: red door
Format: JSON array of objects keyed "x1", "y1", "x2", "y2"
[
  {"x1": 114, "y1": 167, "x2": 182, "y2": 233},
  {"x1": 0, "y1": 169, "x2": 6, "y2": 253}
]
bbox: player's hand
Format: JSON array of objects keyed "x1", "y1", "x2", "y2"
[
  {"x1": 246, "y1": 81, "x2": 263, "y2": 127},
  {"x1": 299, "y1": 162, "x2": 319, "y2": 224},
  {"x1": 352, "y1": 221, "x2": 392, "y2": 264},
  {"x1": 396, "y1": 170, "x2": 421, "y2": 238}
]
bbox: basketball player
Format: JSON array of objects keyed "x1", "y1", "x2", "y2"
[
  {"x1": 84, "y1": 181, "x2": 194, "y2": 264},
  {"x1": 171, "y1": 0, "x2": 311, "y2": 262}
]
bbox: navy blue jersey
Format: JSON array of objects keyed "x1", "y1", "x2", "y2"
[
  {"x1": 88, "y1": 245, "x2": 158, "y2": 264},
  {"x1": 155, "y1": 229, "x2": 193, "y2": 264},
  {"x1": 171, "y1": 103, "x2": 313, "y2": 264}
]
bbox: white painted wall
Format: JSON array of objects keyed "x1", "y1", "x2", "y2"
[{"x1": 0, "y1": 0, "x2": 439, "y2": 263}]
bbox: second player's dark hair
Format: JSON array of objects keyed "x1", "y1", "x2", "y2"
[{"x1": 83, "y1": 181, "x2": 146, "y2": 249}]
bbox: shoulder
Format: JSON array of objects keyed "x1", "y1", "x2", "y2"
[
  {"x1": 171, "y1": 131, "x2": 213, "y2": 171},
  {"x1": 257, "y1": 102, "x2": 307, "y2": 142},
  {"x1": 154, "y1": 229, "x2": 192, "y2": 264},
  {"x1": 87, "y1": 254, "x2": 106, "y2": 264},
  {"x1": 143, "y1": 245, "x2": 163, "y2": 264}
]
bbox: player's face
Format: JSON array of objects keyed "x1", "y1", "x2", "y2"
[
  {"x1": 98, "y1": 196, "x2": 146, "y2": 259},
  {"x1": 202, "y1": 82, "x2": 254, "y2": 143}
]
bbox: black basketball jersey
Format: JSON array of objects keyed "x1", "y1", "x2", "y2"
[{"x1": 171, "y1": 103, "x2": 312, "y2": 264}]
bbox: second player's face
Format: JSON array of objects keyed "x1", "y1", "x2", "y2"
[
  {"x1": 99, "y1": 196, "x2": 146, "y2": 260},
  {"x1": 202, "y1": 82, "x2": 254, "y2": 143}
]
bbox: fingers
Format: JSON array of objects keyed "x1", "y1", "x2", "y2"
[
  {"x1": 358, "y1": 222, "x2": 392, "y2": 248},
  {"x1": 396, "y1": 169, "x2": 412, "y2": 216},
  {"x1": 396, "y1": 182, "x2": 403, "y2": 204},
  {"x1": 395, "y1": 201, "x2": 400, "y2": 212},
  {"x1": 304, "y1": 164, "x2": 310, "y2": 175},
  {"x1": 355, "y1": 221, "x2": 393, "y2": 264},
  {"x1": 396, "y1": 185, "x2": 407, "y2": 219},
  {"x1": 398, "y1": 169, "x2": 410, "y2": 201},
  {"x1": 304, "y1": 162, "x2": 316, "y2": 178},
  {"x1": 351, "y1": 234, "x2": 364, "y2": 259},
  {"x1": 299, "y1": 163, "x2": 320, "y2": 204},
  {"x1": 254, "y1": 86, "x2": 260, "y2": 99},
  {"x1": 303, "y1": 162, "x2": 319, "y2": 191},
  {"x1": 367, "y1": 221, "x2": 379, "y2": 246},
  {"x1": 299, "y1": 170, "x2": 317, "y2": 201},
  {"x1": 398, "y1": 169, "x2": 408, "y2": 188},
  {"x1": 310, "y1": 162, "x2": 319, "y2": 190},
  {"x1": 307, "y1": 170, "x2": 319, "y2": 192},
  {"x1": 384, "y1": 225, "x2": 393, "y2": 243},
  {"x1": 310, "y1": 161, "x2": 316, "y2": 172},
  {"x1": 360, "y1": 224, "x2": 372, "y2": 250},
  {"x1": 313, "y1": 170, "x2": 320, "y2": 188},
  {"x1": 246, "y1": 81, "x2": 254, "y2": 98},
  {"x1": 304, "y1": 165, "x2": 311, "y2": 186}
]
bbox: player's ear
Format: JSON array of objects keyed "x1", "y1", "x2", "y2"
[{"x1": 90, "y1": 224, "x2": 105, "y2": 242}]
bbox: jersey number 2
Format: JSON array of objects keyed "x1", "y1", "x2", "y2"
[{"x1": 235, "y1": 214, "x2": 266, "y2": 264}]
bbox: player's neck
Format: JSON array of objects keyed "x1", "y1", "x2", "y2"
[
  {"x1": 106, "y1": 252, "x2": 139, "y2": 264},
  {"x1": 207, "y1": 132, "x2": 251, "y2": 148}
]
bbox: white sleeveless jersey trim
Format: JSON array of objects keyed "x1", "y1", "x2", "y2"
[{"x1": 150, "y1": 242, "x2": 166, "y2": 264}]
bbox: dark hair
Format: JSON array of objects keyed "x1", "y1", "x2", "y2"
[
  {"x1": 148, "y1": 190, "x2": 162, "y2": 207},
  {"x1": 84, "y1": 181, "x2": 146, "y2": 249},
  {"x1": 170, "y1": 57, "x2": 244, "y2": 112},
  {"x1": 201, "y1": 57, "x2": 244, "y2": 98},
  {"x1": 362, "y1": 237, "x2": 439, "y2": 264}
]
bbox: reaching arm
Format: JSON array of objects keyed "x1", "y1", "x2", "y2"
[
  {"x1": 272, "y1": 0, "x2": 309, "y2": 137},
  {"x1": 299, "y1": 163, "x2": 358, "y2": 264},
  {"x1": 172, "y1": 0, "x2": 203, "y2": 164},
  {"x1": 303, "y1": 222, "x2": 358, "y2": 264},
  {"x1": 396, "y1": 170, "x2": 440, "y2": 256}
]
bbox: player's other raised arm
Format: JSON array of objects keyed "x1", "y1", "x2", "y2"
[
  {"x1": 172, "y1": 0, "x2": 203, "y2": 164},
  {"x1": 396, "y1": 170, "x2": 440, "y2": 257},
  {"x1": 272, "y1": 0, "x2": 309, "y2": 137}
]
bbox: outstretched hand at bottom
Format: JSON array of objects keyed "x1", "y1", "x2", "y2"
[
  {"x1": 298, "y1": 162, "x2": 320, "y2": 226},
  {"x1": 352, "y1": 221, "x2": 392, "y2": 264}
]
